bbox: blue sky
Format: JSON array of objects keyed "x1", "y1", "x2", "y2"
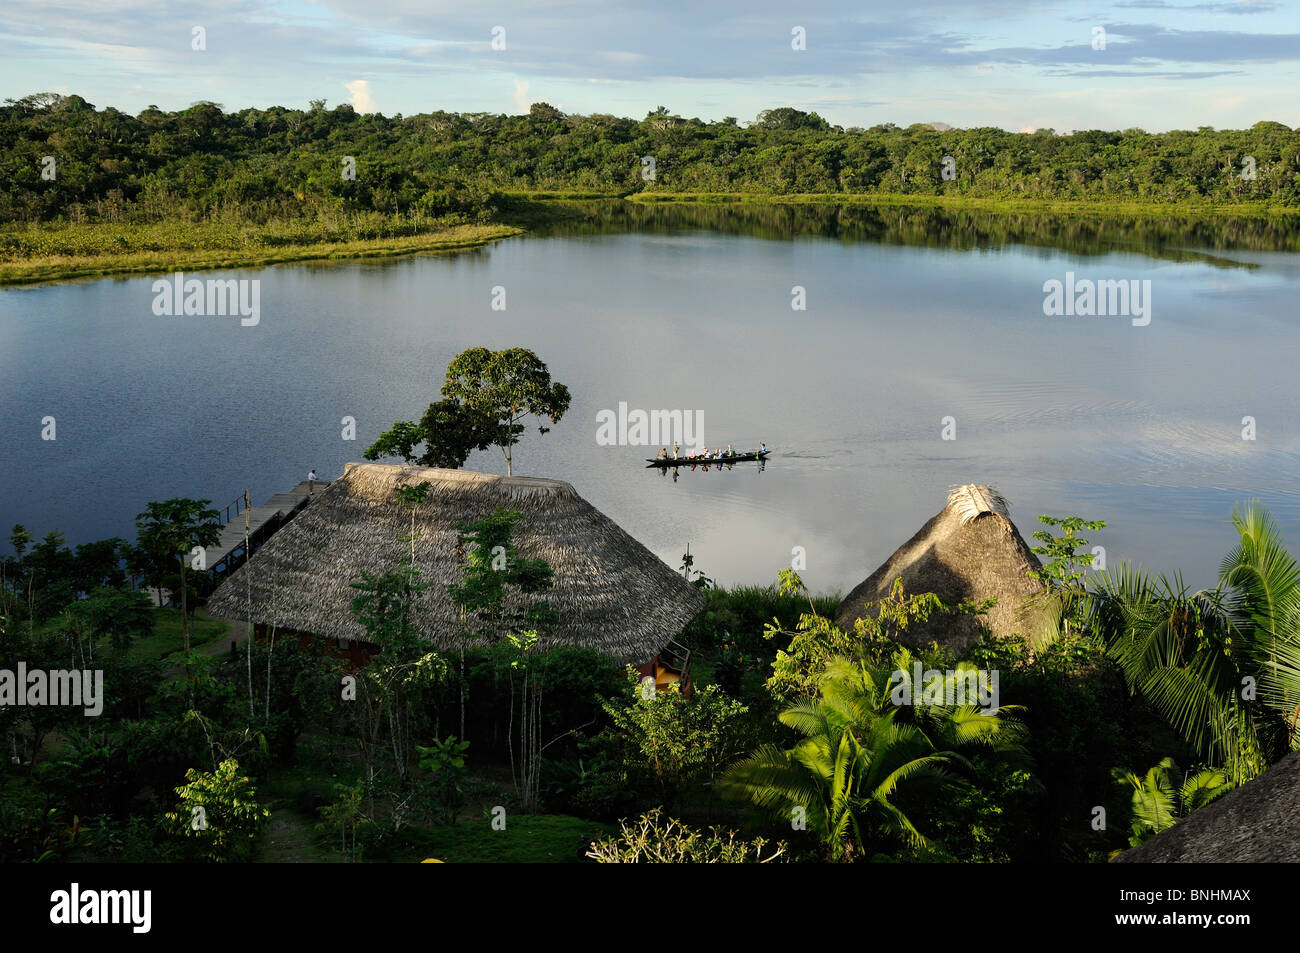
[{"x1": 2, "y1": 0, "x2": 1297, "y2": 130}]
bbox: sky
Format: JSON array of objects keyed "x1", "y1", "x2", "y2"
[{"x1": 1, "y1": 0, "x2": 1298, "y2": 131}]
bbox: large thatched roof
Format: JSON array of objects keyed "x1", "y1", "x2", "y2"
[
  {"x1": 1116, "y1": 751, "x2": 1300, "y2": 862},
  {"x1": 206, "y1": 463, "x2": 706, "y2": 662},
  {"x1": 834, "y1": 485, "x2": 1046, "y2": 650}
]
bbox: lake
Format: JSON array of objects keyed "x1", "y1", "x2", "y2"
[{"x1": 4, "y1": 202, "x2": 1300, "y2": 594}]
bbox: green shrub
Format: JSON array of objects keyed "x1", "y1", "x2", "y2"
[{"x1": 163, "y1": 758, "x2": 270, "y2": 862}]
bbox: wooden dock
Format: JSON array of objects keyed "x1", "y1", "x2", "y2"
[{"x1": 205, "y1": 480, "x2": 329, "y2": 576}]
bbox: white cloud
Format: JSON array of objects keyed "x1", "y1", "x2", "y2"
[
  {"x1": 513, "y1": 79, "x2": 530, "y2": 112},
  {"x1": 344, "y1": 78, "x2": 374, "y2": 112}
]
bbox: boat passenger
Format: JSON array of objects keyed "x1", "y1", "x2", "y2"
[
  {"x1": 727, "y1": 444, "x2": 734, "y2": 457},
  {"x1": 657, "y1": 448, "x2": 667, "y2": 460},
  {"x1": 759, "y1": 442, "x2": 767, "y2": 454}
]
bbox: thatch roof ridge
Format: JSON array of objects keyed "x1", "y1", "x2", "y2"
[
  {"x1": 207, "y1": 463, "x2": 705, "y2": 662},
  {"x1": 1116, "y1": 750, "x2": 1300, "y2": 862},
  {"x1": 339, "y1": 462, "x2": 584, "y2": 502},
  {"x1": 946, "y1": 484, "x2": 1010, "y2": 524},
  {"x1": 834, "y1": 484, "x2": 1046, "y2": 649}
]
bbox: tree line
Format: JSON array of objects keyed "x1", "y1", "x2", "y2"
[{"x1": 3, "y1": 94, "x2": 1298, "y2": 225}]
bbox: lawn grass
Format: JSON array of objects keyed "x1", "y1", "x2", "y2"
[
  {"x1": 0, "y1": 221, "x2": 521, "y2": 286},
  {"x1": 123, "y1": 607, "x2": 227, "y2": 662},
  {"x1": 19, "y1": 605, "x2": 226, "y2": 662},
  {"x1": 393, "y1": 814, "x2": 613, "y2": 863},
  {"x1": 255, "y1": 733, "x2": 359, "y2": 862},
  {"x1": 254, "y1": 733, "x2": 609, "y2": 864}
]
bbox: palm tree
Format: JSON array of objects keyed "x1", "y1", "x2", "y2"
[
  {"x1": 133, "y1": 498, "x2": 220, "y2": 660},
  {"x1": 1219, "y1": 502, "x2": 1300, "y2": 740},
  {"x1": 882, "y1": 650, "x2": 1029, "y2": 755},
  {"x1": 1112, "y1": 757, "x2": 1230, "y2": 848},
  {"x1": 1089, "y1": 502, "x2": 1300, "y2": 784},
  {"x1": 723, "y1": 657, "x2": 1023, "y2": 861},
  {"x1": 1092, "y1": 566, "x2": 1261, "y2": 782}
]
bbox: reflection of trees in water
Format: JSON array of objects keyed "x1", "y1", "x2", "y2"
[{"x1": 526, "y1": 200, "x2": 1300, "y2": 264}]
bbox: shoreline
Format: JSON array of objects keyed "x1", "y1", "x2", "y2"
[
  {"x1": 5, "y1": 189, "x2": 1299, "y2": 287},
  {"x1": 0, "y1": 222, "x2": 522, "y2": 287}
]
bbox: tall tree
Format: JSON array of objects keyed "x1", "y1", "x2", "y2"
[
  {"x1": 364, "y1": 348, "x2": 569, "y2": 477},
  {"x1": 363, "y1": 401, "x2": 495, "y2": 470},
  {"x1": 448, "y1": 508, "x2": 556, "y2": 809},
  {"x1": 441, "y1": 347, "x2": 570, "y2": 477},
  {"x1": 134, "y1": 498, "x2": 220, "y2": 661}
]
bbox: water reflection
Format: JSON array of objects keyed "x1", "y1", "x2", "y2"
[
  {"x1": 522, "y1": 198, "x2": 1300, "y2": 264},
  {"x1": 654, "y1": 457, "x2": 768, "y2": 477},
  {"x1": 2, "y1": 204, "x2": 1299, "y2": 595}
]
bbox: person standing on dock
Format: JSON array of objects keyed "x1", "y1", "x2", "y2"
[{"x1": 308, "y1": 469, "x2": 317, "y2": 495}]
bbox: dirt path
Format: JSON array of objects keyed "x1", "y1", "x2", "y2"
[
  {"x1": 260, "y1": 806, "x2": 334, "y2": 862},
  {"x1": 195, "y1": 614, "x2": 250, "y2": 657}
]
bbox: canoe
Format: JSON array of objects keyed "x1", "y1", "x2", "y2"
[{"x1": 645, "y1": 450, "x2": 770, "y2": 467}]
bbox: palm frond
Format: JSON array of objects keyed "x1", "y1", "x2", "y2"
[{"x1": 1181, "y1": 766, "x2": 1232, "y2": 813}]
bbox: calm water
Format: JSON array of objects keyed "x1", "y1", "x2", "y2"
[{"x1": 4, "y1": 204, "x2": 1300, "y2": 593}]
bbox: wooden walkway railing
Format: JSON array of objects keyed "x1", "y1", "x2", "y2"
[
  {"x1": 205, "y1": 480, "x2": 329, "y2": 576},
  {"x1": 217, "y1": 492, "x2": 251, "y2": 527}
]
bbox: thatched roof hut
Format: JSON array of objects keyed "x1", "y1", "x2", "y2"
[
  {"x1": 834, "y1": 485, "x2": 1046, "y2": 650},
  {"x1": 1116, "y1": 751, "x2": 1300, "y2": 862},
  {"x1": 206, "y1": 463, "x2": 706, "y2": 662}
]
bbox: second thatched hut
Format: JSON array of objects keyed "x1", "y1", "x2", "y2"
[{"x1": 835, "y1": 485, "x2": 1047, "y2": 651}]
